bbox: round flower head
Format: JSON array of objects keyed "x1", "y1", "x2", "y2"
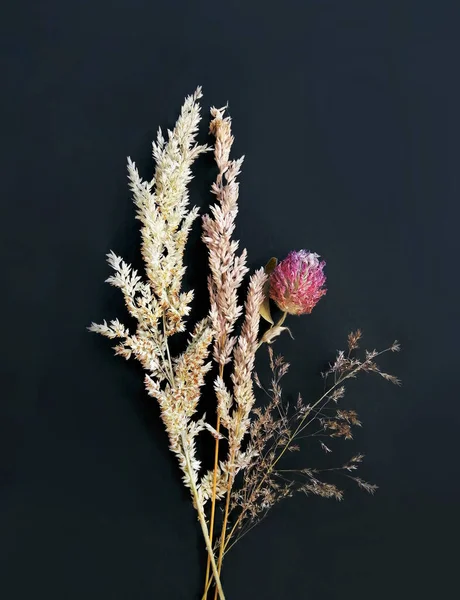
[{"x1": 269, "y1": 250, "x2": 326, "y2": 315}]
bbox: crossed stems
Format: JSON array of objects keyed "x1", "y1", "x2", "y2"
[
  {"x1": 202, "y1": 312, "x2": 287, "y2": 599},
  {"x1": 161, "y1": 316, "x2": 226, "y2": 600}
]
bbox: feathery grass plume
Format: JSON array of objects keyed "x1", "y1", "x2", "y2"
[
  {"x1": 200, "y1": 106, "x2": 250, "y2": 595},
  {"x1": 89, "y1": 88, "x2": 227, "y2": 600},
  {"x1": 202, "y1": 106, "x2": 249, "y2": 368},
  {"x1": 200, "y1": 105, "x2": 250, "y2": 500},
  {"x1": 210, "y1": 268, "x2": 267, "y2": 598},
  {"x1": 201, "y1": 105, "x2": 268, "y2": 599},
  {"x1": 202, "y1": 106, "x2": 268, "y2": 483},
  {"x1": 209, "y1": 267, "x2": 268, "y2": 480}
]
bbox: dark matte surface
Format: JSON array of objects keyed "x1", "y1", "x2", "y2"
[{"x1": 1, "y1": 1, "x2": 458, "y2": 598}]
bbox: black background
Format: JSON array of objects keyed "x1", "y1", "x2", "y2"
[{"x1": 1, "y1": 1, "x2": 459, "y2": 599}]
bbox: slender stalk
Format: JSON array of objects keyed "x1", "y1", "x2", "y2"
[
  {"x1": 163, "y1": 317, "x2": 225, "y2": 600},
  {"x1": 203, "y1": 574, "x2": 213, "y2": 598},
  {"x1": 213, "y1": 472, "x2": 234, "y2": 600},
  {"x1": 181, "y1": 433, "x2": 226, "y2": 600},
  {"x1": 212, "y1": 408, "x2": 244, "y2": 600},
  {"x1": 202, "y1": 365, "x2": 223, "y2": 599}
]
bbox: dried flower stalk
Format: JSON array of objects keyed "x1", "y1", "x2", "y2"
[
  {"x1": 201, "y1": 106, "x2": 268, "y2": 599},
  {"x1": 201, "y1": 106, "x2": 249, "y2": 593}
]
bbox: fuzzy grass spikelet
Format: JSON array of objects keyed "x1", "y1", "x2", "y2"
[{"x1": 202, "y1": 106, "x2": 249, "y2": 366}]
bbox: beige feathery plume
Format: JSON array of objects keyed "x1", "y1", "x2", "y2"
[
  {"x1": 202, "y1": 106, "x2": 249, "y2": 367},
  {"x1": 200, "y1": 106, "x2": 249, "y2": 595},
  {"x1": 89, "y1": 89, "x2": 226, "y2": 600},
  {"x1": 219, "y1": 267, "x2": 267, "y2": 473},
  {"x1": 201, "y1": 107, "x2": 267, "y2": 599},
  {"x1": 200, "y1": 106, "x2": 251, "y2": 505},
  {"x1": 201, "y1": 108, "x2": 268, "y2": 600},
  {"x1": 202, "y1": 106, "x2": 268, "y2": 477},
  {"x1": 210, "y1": 267, "x2": 267, "y2": 600}
]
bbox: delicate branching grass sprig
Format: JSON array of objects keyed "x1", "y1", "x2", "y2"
[
  {"x1": 89, "y1": 89, "x2": 227, "y2": 600},
  {"x1": 205, "y1": 332, "x2": 400, "y2": 566}
]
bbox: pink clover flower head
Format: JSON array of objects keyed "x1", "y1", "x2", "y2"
[{"x1": 269, "y1": 250, "x2": 327, "y2": 315}]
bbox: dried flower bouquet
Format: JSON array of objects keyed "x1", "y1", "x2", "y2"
[{"x1": 89, "y1": 88, "x2": 400, "y2": 600}]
